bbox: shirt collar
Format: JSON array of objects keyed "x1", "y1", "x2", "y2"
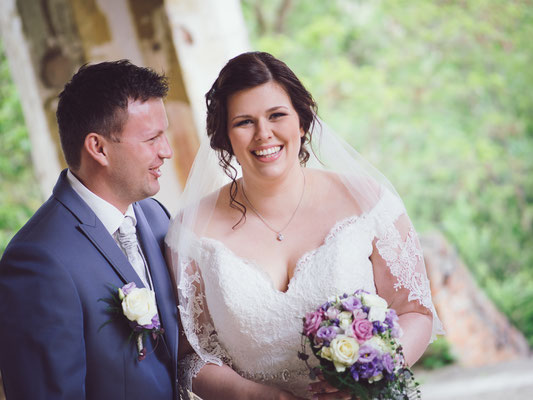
[{"x1": 67, "y1": 169, "x2": 136, "y2": 235}]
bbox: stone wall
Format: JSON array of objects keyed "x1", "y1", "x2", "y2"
[
  {"x1": 421, "y1": 232, "x2": 530, "y2": 367},
  {"x1": 0, "y1": 0, "x2": 249, "y2": 212}
]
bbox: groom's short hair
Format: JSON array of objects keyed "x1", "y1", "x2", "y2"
[{"x1": 56, "y1": 60, "x2": 168, "y2": 169}]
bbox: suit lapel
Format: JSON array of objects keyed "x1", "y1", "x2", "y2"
[
  {"x1": 53, "y1": 170, "x2": 144, "y2": 288},
  {"x1": 78, "y1": 223, "x2": 144, "y2": 288},
  {"x1": 134, "y1": 203, "x2": 178, "y2": 369}
]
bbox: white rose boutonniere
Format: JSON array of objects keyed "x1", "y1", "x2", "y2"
[{"x1": 100, "y1": 282, "x2": 164, "y2": 361}]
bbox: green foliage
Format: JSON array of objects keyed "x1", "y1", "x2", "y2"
[
  {"x1": 242, "y1": 0, "x2": 533, "y2": 346},
  {"x1": 418, "y1": 337, "x2": 456, "y2": 370},
  {"x1": 0, "y1": 39, "x2": 40, "y2": 254}
]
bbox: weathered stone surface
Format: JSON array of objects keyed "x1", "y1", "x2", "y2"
[
  {"x1": 0, "y1": 0, "x2": 249, "y2": 210},
  {"x1": 421, "y1": 232, "x2": 530, "y2": 367}
]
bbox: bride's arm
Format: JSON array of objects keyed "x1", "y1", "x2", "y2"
[
  {"x1": 397, "y1": 312, "x2": 433, "y2": 366},
  {"x1": 371, "y1": 212, "x2": 438, "y2": 366},
  {"x1": 193, "y1": 364, "x2": 298, "y2": 400},
  {"x1": 178, "y1": 333, "x2": 302, "y2": 400}
]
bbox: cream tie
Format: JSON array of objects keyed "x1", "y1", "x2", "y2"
[{"x1": 116, "y1": 216, "x2": 150, "y2": 288}]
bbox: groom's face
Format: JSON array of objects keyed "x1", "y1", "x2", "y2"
[{"x1": 104, "y1": 98, "x2": 172, "y2": 210}]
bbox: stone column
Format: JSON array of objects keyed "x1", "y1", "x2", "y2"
[{"x1": 0, "y1": 0, "x2": 249, "y2": 212}]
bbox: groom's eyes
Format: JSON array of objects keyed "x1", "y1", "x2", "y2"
[{"x1": 145, "y1": 133, "x2": 162, "y2": 143}]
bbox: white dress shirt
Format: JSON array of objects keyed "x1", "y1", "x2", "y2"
[{"x1": 66, "y1": 170, "x2": 152, "y2": 288}]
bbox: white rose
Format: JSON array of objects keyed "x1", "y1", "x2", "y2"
[
  {"x1": 329, "y1": 335, "x2": 360, "y2": 372},
  {"x1": 338, "y1": 311, "x2": 353, "y2": 333},
  {"x1": 121, "y1": 288, "x2": 158, "y2": 326},
  {"x1": 366, "y1": 336, "x2": 394, "y2": 355},
  {"x1": 362, "y1": 293, "x2": 388, "y2": 322},
  {"x1": 368, "y1": 307, "x2": 387, "y2": 323},
  {"x1": 339, "y1": 318, "x2": 353, "y2": 334}
]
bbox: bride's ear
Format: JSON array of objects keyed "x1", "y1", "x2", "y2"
[{"x1": 84, "y1": 133, "x2": 110, "y2": 167}]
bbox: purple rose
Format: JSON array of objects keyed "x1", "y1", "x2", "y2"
[
  {"x1": 325, "y1": 306, "x2": 340, "y2": 320},
  {"x1": 358, "y1": 344, "x2": 379, "y2": 364},
  {"x1": 303, "y1": 310, "x2": 323, "y2": 336},
  {"x1": 385, "y1": 309, "x2": 402, "y2": 337},
  {"x1": 350, "y1": 364, "x2": 360, "y2": 381},
  {"x1": 121, "y1": 282, "x2": 137, "y2": 296},
  {"x1": 384, "y1": 309, "x2": 399, "y2": 328},
  {"x1": 382, "y1": 353, "x2": 394, "y2": 374},
  {"x1": 357, "y1": 359, "x2": 380, "y2": 380},
  {"x1": 372, "y1": 320, "x2": 387, "y2": 334},
  {"x1": 341, "y1": 296, "x2": 362, "y2": 311},
  {"x1": 352, "y1": 319, "x2": 374, "y2": 343},
  {"x1": 315, "y1": 326, "x2": 339, "y2": 345},
  {"x1": 352, "y1": 309, "x2": 368, "y2": 320}
]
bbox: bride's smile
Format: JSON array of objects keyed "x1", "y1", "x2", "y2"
[
  {"x1": 227, "y1": 81, "x2": 304, "y2": 181},
  {"x1": 251, "y1": 145, "x2": 283, "y2": 161}
]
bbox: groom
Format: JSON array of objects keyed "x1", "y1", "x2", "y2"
[{"x1": 0, "y1": 60, "x2": 179, "y2": 399}]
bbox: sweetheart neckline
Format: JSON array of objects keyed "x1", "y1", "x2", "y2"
[{"x1": 200, "y1": 212, "x2": 369, "y2": 294}]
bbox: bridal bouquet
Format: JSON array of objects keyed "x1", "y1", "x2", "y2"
[{"x1": 299, "y1": 290, "x2": 420, "y2": 400}]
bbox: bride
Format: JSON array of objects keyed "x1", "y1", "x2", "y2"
[{"x1": 166, "y1": 51, "x2": 444, "y2": 399}]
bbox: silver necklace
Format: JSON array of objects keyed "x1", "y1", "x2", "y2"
[{"x1": 241, "y1": 170, "x2": 306, "y2": 242}]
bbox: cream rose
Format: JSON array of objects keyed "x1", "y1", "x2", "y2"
[
  {"x1": 329, "y1": 335, "x2": 360, "y2": 372},
  {"x1": 362, "y1": 293, "x2": 388, "y2": 322},
  {"x1": 338, "y1": 311, "x2": 353, "y2": 334},
  {"x1": 121, "y1": 287, "x2": 158, "y2": 326},
  {"x1": 319, "y1": 346, "x2": 333, "y2": 361},
  {"x1": 366, "y1": 336, "x2": 394, "y2": 355}
]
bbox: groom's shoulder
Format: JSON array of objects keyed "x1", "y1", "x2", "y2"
[
  {"x1": 137, "y1": 198, "x2": 170, "y2": 245},
  {"x1": 138, "y1": 197, "x2": 170, "y2": 219},
  {"x1": 10, "y1": 195, "x2": 74, "y2": 244},
  {"x1": 0, "y1": 196, "x2": 77, "y2": 267}
]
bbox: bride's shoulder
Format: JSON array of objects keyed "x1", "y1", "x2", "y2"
[
  {"x1": 306, "y1": 168, "x2": 379, "y2": 191},
  {"x1": 171, "y1": 185, "x2": 231, "y2": 235},
  {"x1": 305, "y1": 168, "x2": 394, "y2": 216}
]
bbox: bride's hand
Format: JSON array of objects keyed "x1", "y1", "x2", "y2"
[
  {"x1": 276, "y1": 390, "x2": 307, "y2": 400},
  {"x1": 308, "y1": 374, "x2": 352, "y2": 400}
]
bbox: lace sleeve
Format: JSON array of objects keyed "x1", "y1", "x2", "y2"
[
  {"x1": 371, "y1": 192, "x2": 445, "y2": 342},
  {"x1": 166, "y1": 219, "x2": 232, "y2": 392}
]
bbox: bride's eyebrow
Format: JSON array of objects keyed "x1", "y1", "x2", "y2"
[
  {"x1": 267, "y1": 105, "x2": 289, "y2": 112},
  {"x1": 231, "y1": 114, "x2": 253, "y2": 122}
]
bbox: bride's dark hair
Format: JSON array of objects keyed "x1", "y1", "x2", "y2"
[{"x1": 205, "y1": 51, "x2": 318, "y2": 225}]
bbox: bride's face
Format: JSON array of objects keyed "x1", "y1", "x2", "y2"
[{"x1": 227, "y1": 81, "x2": 304, "y2": 182}]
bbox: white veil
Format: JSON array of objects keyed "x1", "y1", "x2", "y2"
[{"x1": 166, "y1": 119, "x2": 445, "y2": 388}]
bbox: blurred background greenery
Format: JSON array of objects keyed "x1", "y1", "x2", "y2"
[
  {"x1": 240, "y1": 0, "x2": 533, "y2": 351},
  {"x1": 0, "y1": 0, "x2": 532, "y2": 363},
  {"x1": 0, "y1": 40, "x2": 40, "y2": 255}
]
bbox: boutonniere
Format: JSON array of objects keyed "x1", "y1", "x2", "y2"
[{"x1": 100, "y1": 282, "x2": 164, "y2": 361}]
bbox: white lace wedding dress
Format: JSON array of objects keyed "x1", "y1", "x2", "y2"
[{"x1": 171, "y1": 189, "x2": 443, "y2": 399}]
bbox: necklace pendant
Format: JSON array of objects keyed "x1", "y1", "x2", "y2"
[{"x1": 277, "y1": 233, "x2": 284, "y2": 241}]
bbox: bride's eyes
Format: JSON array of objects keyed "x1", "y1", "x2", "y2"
[
  {"x1": 234, "y1": 119, "x2": 253, "y2": 127},
  {"x1": 270, "y1": 112, "x2": 287, "y2": 120},
  {"x1": 232, "y1": 112, "x2": 287, "y2": 128}
]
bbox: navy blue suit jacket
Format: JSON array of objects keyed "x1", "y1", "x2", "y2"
[{"x1": 0, "y1": 170, "x2": 179, "y2": 399}]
